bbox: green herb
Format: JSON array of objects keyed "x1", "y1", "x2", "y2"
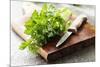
[{"x1": 19, "y1": 3, "x2": 72, "y2": 54}]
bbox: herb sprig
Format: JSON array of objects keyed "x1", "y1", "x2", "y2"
[{"x1": 19, "y1": 4, "x2": 72, "y2": 53}]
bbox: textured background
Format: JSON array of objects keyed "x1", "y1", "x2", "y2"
[{"x1": 11, "y1": 1, "x2": 95, "y2": 66}]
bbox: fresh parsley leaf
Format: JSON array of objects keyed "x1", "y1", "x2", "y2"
[
  {"x1": 19, "y1": 3, "x2": 72, "y2": 54},
  {"x1": 19, "y1": 39, "x2": 32, "y2": 50}
]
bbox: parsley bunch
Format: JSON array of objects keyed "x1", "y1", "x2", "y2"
[{"x1": 19, "y1": 4, "x2": 72, "y2": 53}]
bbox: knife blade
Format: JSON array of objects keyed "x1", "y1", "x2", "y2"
[{"x1": 56, "y1": 14, "x2": 87, "y2": 47}]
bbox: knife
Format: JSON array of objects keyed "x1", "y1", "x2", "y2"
[{"x1": 56, "y1": 14, "x2": 87, "y2": 47}]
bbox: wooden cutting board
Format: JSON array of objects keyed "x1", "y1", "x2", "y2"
[{"x1": 12, "y1": 14, "x2": 95, "y2": 62}]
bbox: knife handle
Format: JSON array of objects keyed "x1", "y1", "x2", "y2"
[{"x1": 68, "y1": 14, "x2": 87, "y2": 33}]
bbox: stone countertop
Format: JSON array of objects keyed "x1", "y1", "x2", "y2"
[{"x1": 11, "y1": 1, "x2": 95, "y2": 66}]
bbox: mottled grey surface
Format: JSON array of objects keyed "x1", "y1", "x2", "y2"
[{"x1": 11, "y1": 1, "x2": 95, "y2": 66}]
